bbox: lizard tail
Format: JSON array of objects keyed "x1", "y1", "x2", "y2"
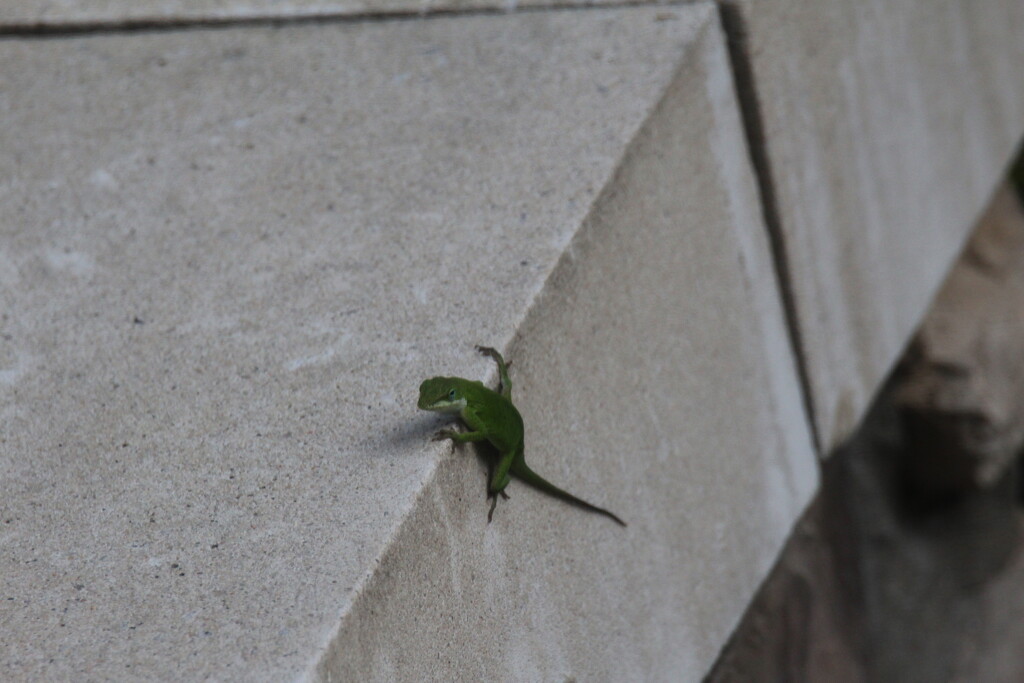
[{"x1": 511, "y1": 459, "x2": 627, "y2": 527}]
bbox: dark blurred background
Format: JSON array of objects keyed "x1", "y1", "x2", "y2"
[{"x1": 707, "y1": 151, "x2": 1024, "y2": 683}]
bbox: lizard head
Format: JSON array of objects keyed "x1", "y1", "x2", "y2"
[{"x1": 417, "y1": 377, "x2": 468, "y2": 414}]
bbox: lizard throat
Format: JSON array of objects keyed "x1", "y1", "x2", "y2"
[{"x1": 428, "y1": 398, "x2": 466, "y2": 414}]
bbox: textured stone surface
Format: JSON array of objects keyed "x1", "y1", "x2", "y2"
[
  {"x1": 895, "y1": 184, "x2": 1024, "y2": 496},
  {"x1": 726, "y1": 0, "x2": 1024, "y2": 451},
  {"x1": 315, "y1": 9, "x2": 817, "y2": 680},
  {"x1": 0, "y1": 6, "x2": 817, "y2": 680}
]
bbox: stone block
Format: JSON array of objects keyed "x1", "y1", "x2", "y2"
[
  {"x1": 315, "y1": 7, "x2": 818, "y2": 681},
  {"x1": 0, "y1": 5, "x2": 816, "y2": 680}
]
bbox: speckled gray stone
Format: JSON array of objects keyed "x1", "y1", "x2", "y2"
[
  {"x1": 314, "y1": 7, "x2": 817, "y2": 681},
  {"x1": 0, "y1": 5, "x2": 817, "y2": 681}
]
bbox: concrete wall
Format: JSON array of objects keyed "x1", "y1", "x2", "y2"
[{"x1": 0, "y1": 0, "x2": 1021, "y2": 679}]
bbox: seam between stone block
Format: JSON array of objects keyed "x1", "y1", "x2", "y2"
[
  {"x1": 0, "y1": 0, "x2": 705, "y2": 37},
  {"x1": 717, "y1": 0, "x2": 822, "y2": 457}
]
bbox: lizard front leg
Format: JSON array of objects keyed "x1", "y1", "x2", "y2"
[{"x1": 433, "y1": 429, "x2": 488, "y2": 443}]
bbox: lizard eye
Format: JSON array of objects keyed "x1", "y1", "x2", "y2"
[{"x1": 448, "y1": 389, "x2": 457, "y2": 400}]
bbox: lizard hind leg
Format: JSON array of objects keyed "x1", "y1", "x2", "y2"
[
  {"x1": 487, "y1": 494, "x2": 498, "y2": 523},
  {"x1": 475, "y1": 345, "x2": 512, "y2": 399},
  {"x1": 486, "y1": 490, "x2": 510, "y2": 523}
]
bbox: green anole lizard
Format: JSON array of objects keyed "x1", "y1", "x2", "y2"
[{"x1": 417, "y1": 345, "x2": 626, "y2": 526}]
